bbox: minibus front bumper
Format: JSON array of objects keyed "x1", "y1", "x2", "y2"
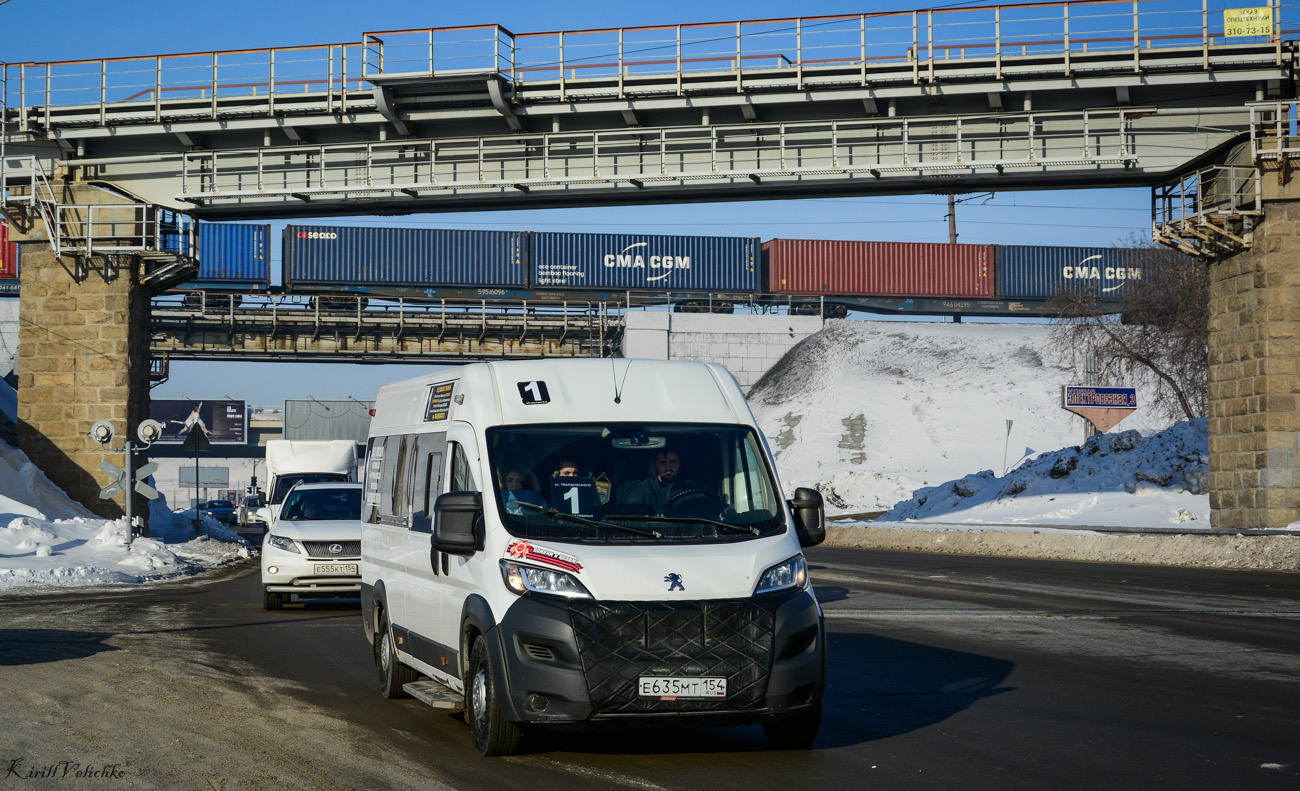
[{"x1": 487, "y1": 586, "x2": 824, "y2": 726}]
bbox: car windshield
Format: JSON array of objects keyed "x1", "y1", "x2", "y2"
[
  {"x1": 269, "y1": 473, "x2": 348, "y2": 504},
  {"x1": 280, "y1": 488, "x2": 362, "y2": 521},
  {"x1": 206, "y1": 501, "x2": 232, "y2": 510},
  {"x1": 486, "y1": 423, "x2": 786, "y2": 544}
]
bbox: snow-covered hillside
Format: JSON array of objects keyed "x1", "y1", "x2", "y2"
[{"x1": 748, "y1": 320, "x2": 1187, "y2": 518}]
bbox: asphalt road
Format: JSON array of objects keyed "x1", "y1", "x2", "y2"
[{"x1": 2, "y1": 547, "x2": 1298, "y2": 790}]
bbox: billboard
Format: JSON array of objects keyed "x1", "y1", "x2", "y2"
[
  {"x1": 179, "y1": 466, "x2": 231, "y2": 486},
  {"x1": 149, "y1": 399, "x2": 247, "y2": 444}
]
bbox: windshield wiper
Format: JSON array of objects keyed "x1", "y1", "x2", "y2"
[
  {"x1": 617, "y1": 514, "x2": 760, "y2": 536},
  {"x1": 514, "y1": 500, "x2": 662, "y2": 539}
]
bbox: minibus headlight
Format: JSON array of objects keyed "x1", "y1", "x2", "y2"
[
  {"x1": 500, "y1": 561, "x2": 591, "y2": 600},
  {"x1": 267, "y1": 535, "x2": 300, "y2": 554},
  {"x1": 755, "y1": 555, "x2": 808, "y2": 594}
]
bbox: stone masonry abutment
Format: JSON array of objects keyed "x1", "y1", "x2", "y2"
[
  {"x1": 12, "y1": 186, "x2": 152, "y2": 523},
  {"x1": 1208, "y1": 160, "x2": 1300, "y2": 529}
]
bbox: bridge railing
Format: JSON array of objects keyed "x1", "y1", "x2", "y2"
[
  {"x1": 175, "y1": 106, "x2": 1145, "y2": 201},
  {"x1": 1, "y1": 1, "x2": 1287, "y2": 117}
]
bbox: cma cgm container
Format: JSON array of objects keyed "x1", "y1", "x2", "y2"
[
  {"x1": 0, "y1": 220, "x2": 16, "y2": 279},
  {"x1": 283, "y1": 225, "x2": 528, "y2": 291},
  {"x1": 529, "y1": 232, "x2": 761, "y2": 293},
  {"x1": 763, "y1": 239, "x2": 994, "y2": 298},
  {"x1": 995, "y1": 246, "x2": 1163, "y2": 302},
  {"x1": 193, "y1": 223, "x2": 271, "y2": 287}
]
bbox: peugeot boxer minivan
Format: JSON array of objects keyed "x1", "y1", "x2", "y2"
[{"x1": 360, "y1": 359, "x2": 826, "y2": 755}]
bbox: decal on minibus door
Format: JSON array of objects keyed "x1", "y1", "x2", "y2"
[{"x1": 517, "y1": 381, "x2": 550, "y2": 405}]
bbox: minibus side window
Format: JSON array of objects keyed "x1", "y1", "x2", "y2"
[
  {"x1": 363, "y1": 438, "x2": 382, "y2": 523},
  {"x1": 390, "y1": 435, "x2": 410, "y2": 520},
  {"x1": 449, "y1": 442, "x2": 478, "y2": 492},
  {"x1": 376, "y1": 436, "x2": 399, "y2": 523},
  {"x1": 735, "y1": 436, "x2": 771, "y2": 514},
  {"x1": 410, "y1": 432, "x2": 446, "y2": 531}
]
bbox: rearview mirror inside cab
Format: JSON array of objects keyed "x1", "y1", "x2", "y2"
[
  {"x1": 789, "y1": 487, "x2": 826, "y2": 547},
  {"x1": 433, "y1": 491, "x2": 483, "y2": 555}
]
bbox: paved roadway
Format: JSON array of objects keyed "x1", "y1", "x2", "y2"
[{"x1": 2, "y1": 546, "x2": 1298, "y2": 789}]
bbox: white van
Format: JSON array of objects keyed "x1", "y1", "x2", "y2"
[
  {"x1": 262, "y1": 439, "x2": 358, "y2": 522},
  {"x1": 361, "y1": 359, "x2": 826, "y2": 756}
]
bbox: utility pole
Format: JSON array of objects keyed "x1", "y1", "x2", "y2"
[{"x1": 947, "y1": 194, "x2": 958, "y2": 243}]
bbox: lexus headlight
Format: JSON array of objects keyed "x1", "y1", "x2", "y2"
[
  {"x1": 500, "y1": 560, "x2": 591, "y2": 599},
  {"x1": 755, "y1": 555, "x2": 808, "y2": 594},
  {"x1": 267, "y1": 535, "x2": 300, "y2": 554}
]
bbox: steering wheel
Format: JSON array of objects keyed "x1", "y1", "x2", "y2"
[{"x1": 665, "y1": 487, "x2": 729, "y2": 517}]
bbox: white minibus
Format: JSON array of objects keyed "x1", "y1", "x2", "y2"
[{"x1": 361, "y1": 359, "x2": 826, "y2": 755}]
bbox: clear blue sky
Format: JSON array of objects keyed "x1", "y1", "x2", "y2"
[{"x1": 3, "y1": 0, "x2": 1157, "y2": 405}]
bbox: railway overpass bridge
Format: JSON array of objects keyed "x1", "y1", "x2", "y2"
[{"x1": 2, "y1": 0, "x2": 1297, "y2": 529}]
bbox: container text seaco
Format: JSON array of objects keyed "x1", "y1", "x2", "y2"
[{"x1": 603, "y1": 243, "x2": 691, "y2": 282}]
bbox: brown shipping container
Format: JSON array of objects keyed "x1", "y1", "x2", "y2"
[
  {"x1": 763, "y1": 239, "x2": 994, "y2": 299},
  {"x1": 0, "y1": 220, "x2": 15, "y2": 279}
]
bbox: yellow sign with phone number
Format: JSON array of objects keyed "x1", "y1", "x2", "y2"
[{"x1": 1225, "y1": 7, "x2": 1274, "y2": 38}]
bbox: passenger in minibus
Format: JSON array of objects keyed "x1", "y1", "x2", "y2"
[{"x1": 500, "y1": 467, "x2": 545, "y2": 515}]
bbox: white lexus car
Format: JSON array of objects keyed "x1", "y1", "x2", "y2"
[{"x1": 260, "y1": 481, "x2": 363, "y2": 610}]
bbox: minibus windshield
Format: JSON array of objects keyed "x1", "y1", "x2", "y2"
[{"x1": 486, "y1": 423, "x2": 787, "y2": 543}]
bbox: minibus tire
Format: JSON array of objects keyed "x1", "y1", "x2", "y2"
[
  {"x1": 377, "y1": 614, "x2": 417, "y2": 699},
  {"x1": 466, "y1": 635, "x2": 521, "y2": 756},
  {"x1": 761, "y1": 705, "x2": 821, "y2": 750}
]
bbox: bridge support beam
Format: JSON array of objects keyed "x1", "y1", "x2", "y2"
[
  {"x1": 13, "y1": 186, "x2": 153, "y2": 522},
  {"x1": 1208, "y1": 161, "x2": 1300, "y2": 529}
]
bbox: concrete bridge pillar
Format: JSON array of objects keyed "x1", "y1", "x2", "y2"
[
  {"x1": 11, "y1": 185, "x2": 152, "y2": 521},
  {"x1": 1208, "y1": 160, "x2": 1300, "y2": 529}
]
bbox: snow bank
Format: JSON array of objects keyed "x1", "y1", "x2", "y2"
[
  {"x1": 0, "y1": 437, "x2": 251, "y2": 591},
  {"x1": 878, "y1": 419, "x2": 1210, "y2": 528}
]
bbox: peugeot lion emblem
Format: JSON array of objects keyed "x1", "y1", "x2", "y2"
[
  {"x1": 328, "y1": 543, "x2": 343, "y2": 555},
  {"x1": 664, "y1": 573, "x2": 685, "y2": 592}
]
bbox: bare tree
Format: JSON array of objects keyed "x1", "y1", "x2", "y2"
[{"x1": 1047, "y1": 245, "x2": 1208, "y2": 424}]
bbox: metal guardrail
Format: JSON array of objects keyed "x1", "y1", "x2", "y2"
[
  {"x1": 172, "y1": 106, "x2": 1141, "y2": 204},
  {"x1": 0, "y1": 0, "x2": 1288, "y2": 118}
]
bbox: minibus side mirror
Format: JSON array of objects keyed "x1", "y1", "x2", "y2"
[
  {"x1": 433, "y1": 491, "x2": 483, "y2": 556},
  {"x1": 788, "y1": 487, "x2": 826, "y2": 547}
]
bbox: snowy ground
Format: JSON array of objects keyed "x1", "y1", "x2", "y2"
[
  {"x1": 0, "y1": 400, "x2": 252, "y2": 591},
  {"x1": 748, "y1": 320, "x2": 1215, "y2": 528}
]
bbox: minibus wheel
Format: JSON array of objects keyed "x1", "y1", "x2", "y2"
[
  {"x1": 377, "y1": 613, "x2": 417, "y2": 699},
  {"x1": 466, "y1": 635, "x2": 521, "y2": 756},
  {"x1": 762, "y1": 705, "x2": 821, "y2": 750}
]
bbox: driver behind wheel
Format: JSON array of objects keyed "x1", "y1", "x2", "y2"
[{"x1": 617, "y1": 447, "x2": 698, "y2": 511}]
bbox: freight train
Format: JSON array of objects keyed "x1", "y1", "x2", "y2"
[
  {"x1": 2, "y1": 221, "x2": 1185, "y2": 318},
  {"x1": 0, "y1": 220, "x2": 17, "y2": 296}
]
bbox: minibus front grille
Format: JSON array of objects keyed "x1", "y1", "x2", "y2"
[{"x1": 568, "y1": 599, "x2": 775, "y2": 713}]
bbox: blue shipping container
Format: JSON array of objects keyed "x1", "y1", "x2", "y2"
[
  {"x1": 283, "y1": 226, "x2": 527, "y2": 289},
  {"x1": 195, "y1": 223, "x2": 271, "y2": 284},
  {"x1": 529, "y1": 232, "x2": 760, "y2": 293},
  {"x1": 995, "y1": 246, "x2": 1166, "y2": 302}
]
